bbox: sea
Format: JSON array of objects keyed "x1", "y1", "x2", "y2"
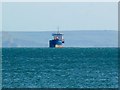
[{"x1": 2, "y1": 48, "x2": 118, "y2": 88}]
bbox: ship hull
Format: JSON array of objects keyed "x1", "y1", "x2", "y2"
[{"x1": 49, "y1": 40, "x2": 63, "y2": 48}]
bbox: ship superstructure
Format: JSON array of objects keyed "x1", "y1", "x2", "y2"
[{"x1": 49, "y1": 28, "x2": 64, "y2": 48}]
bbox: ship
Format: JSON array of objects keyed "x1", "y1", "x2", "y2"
[{"x1": 49, "y1": 28, "x2": 64, "y2": 48}]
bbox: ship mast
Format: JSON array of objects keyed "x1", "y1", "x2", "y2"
[{"x1": 57, "y1": 26, "x2": 60, "y2": 34}]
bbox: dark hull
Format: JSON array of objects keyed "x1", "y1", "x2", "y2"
[{"x1": 49, "y1": 39, "x2": 63, "y2": 48}]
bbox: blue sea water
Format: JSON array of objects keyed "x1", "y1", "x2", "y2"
[{"x1": 2, "y1": 48, "x2": 118, "y2": 88}]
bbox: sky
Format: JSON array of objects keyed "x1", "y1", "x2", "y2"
[
  {"x1": 2, "y1": 2, "x2": 118, "y2": 31},
  {"x1": 1, "y1": 0, "x2": 119, "y2": 2}
]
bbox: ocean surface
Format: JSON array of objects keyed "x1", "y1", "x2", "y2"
[{"x1": 2, "y1": 48, "x2": 118, "y2": 88}]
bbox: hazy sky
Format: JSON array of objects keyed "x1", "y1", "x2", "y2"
[
  {"x1": 1, "y1": 0, "x2": 119, "y2": 2},
  {"x1": 2, "y1": 2, "x2": 118, "y2": 31}
]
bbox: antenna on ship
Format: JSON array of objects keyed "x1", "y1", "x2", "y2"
[{"x1": 57, "y1": 26, "x2": 60, "y2": 34}]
